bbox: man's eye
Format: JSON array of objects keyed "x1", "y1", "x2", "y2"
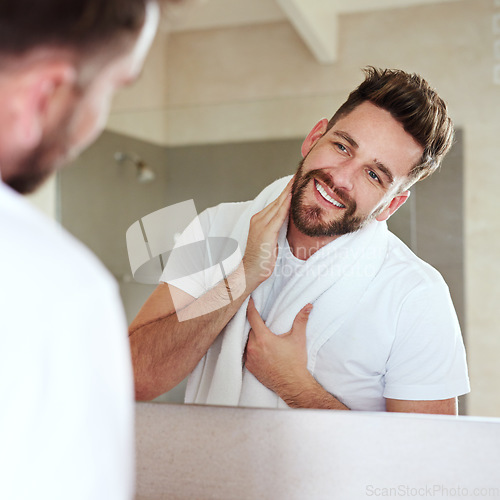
[
  {"x1": 335, "y1": 143, "x2": 348, "y2": 153},
  {"x1": 368, "y1": 170, "x2": 380, "y2": 182}
]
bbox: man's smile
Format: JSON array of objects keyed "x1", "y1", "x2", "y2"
[{"x1": 313, "y1": 179, "x2": 346, "y2": 209}]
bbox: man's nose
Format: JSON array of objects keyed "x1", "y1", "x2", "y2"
[{"x1": 328, "y1": 162, "x2": 355, "y2": 191}]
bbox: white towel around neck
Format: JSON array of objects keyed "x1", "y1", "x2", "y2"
[{"x1": 184, "y1": 176, "x2": 390, "y2": 407}]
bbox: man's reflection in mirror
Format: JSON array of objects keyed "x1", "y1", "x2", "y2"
[{"x1": 129, "y1": 68, "x2": 469, "y2": 415}]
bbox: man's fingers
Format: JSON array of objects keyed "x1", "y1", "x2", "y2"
[
  {"x1": 255, "y1": 176, "x2": 294, "y2": 224},
  {"x1": 291, "y1": 303, "x2": 313, "y2": 335},
  {"x1": 272, "y1": 176, "x2": 294, "y2": 207},
  {"x1": 243, "y1": 180, "x2": 293, "y2": 287},
  {"x1": 260, "y1": 186, "x2": 292, "y2": 230},
  {"x1": 274, "y1": 186, "x2": 292, "y2": 221},
  {"x1": 246, "y1": 297, "x2": 267, "y2": 333}
]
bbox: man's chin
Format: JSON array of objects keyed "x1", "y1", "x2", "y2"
[
  {"x1": 292, "y1": 205, "x2": 368, "y2": 238},
  {"x1": 7, "y1": 145, "x2": 72, "y2": 194},
  {"x1": 6, "y1": 169, "x2": 54, "y2": 195},
  {"x1": 292, "y1": 206, "x2": 335, "y2": 238}
]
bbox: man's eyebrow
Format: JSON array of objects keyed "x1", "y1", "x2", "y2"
[
  {"x1": 373, "y1": 160, "x2": 395, "y2": 185},
  {"x1": 333, "y1": 130, "x2": 395, "y2": 185},
  {"x1": 333, "y1": 131, "x2": 358, "y2": 149}
]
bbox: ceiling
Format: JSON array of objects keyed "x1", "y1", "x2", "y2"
[{"x1": 166, "y1": 0, "x2": 461, "y2": 63}]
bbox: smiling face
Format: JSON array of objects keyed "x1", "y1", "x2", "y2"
[{"x1": 290, "y1": 101, "x2": 424, "y2": 239}]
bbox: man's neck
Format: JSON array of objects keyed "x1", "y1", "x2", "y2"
[{"x1": 286, "y1": 218, "x2": 340, "y2": 261}]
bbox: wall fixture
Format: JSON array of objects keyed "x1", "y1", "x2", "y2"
[{"x1": 114, "y1": 151, "x2": 156, "y2": 183}]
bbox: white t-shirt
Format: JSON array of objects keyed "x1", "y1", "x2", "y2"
[
  {"x1": 259, "y1": 238, "x2": 306, "y2": 321},
  {"x1": 0, "y1": 182, "x2": 134, "y2": 499},
  {"x1": 312, "y1": 232, "x2": 469, "y2": 410},
  {"x1": 162, "y1": 196, "x2": 470, "y2": 411}
]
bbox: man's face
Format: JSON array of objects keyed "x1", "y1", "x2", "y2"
[
  {"x1": 9, "y1": 2, "x2": 159, "y2": 194},
  {"x1": 290, "y1": 101, "x2": 424, "y2": 238}
]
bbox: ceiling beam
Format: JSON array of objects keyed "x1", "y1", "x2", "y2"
[{"x1": 277, "y1": 0, "x2": 339, "y2": 64}]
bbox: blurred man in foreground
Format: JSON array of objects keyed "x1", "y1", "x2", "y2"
[{"x1": 0, "y1": 1, "x2": 180, "y2": 498}]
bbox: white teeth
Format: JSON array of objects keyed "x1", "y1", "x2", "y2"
[{"x1": 315, "y1": 180, "x2": 345, "y2": 208}]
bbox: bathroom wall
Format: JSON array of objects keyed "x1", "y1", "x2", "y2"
[
  {"x1": 59, "y1": 132, "x2": 169, "y2": 320},
  {"x1": 25, "y1": 176, "x2": 57, "y2": 218}
]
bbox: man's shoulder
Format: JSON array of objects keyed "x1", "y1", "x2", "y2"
[{"x1": 381, "y1": 231, "x2": 448, "y2": 291}]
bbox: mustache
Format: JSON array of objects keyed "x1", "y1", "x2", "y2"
[{"x1": 299, "y1": 168, "x2": 354, "y2": 209}]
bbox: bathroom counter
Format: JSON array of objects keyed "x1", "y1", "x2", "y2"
[{"x1": 135, "y1": 402, "x2": 500, "y2": 499}]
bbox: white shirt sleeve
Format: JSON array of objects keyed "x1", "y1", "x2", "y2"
[
  {"x1": 383, "y1": 278, "x2": 470, "y2": 401},
  {"x1": 159, "y1": 208, "x2": 217, "y2": 298},
  {"x1": 160, "y1": 205, "x2": 243, "y2": 300}
]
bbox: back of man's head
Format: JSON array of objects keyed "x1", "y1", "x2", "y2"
[
  {"x1": 0, "y1": 0, "x2": 167, "y2": 59},
  {"x1": 327, "y1": 67, "x2": 454, "y2": 187},
  {"x1": 0, "y1": 0, "x2": 184, "y2": 194}
]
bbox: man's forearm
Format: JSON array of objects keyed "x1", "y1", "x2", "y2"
[
  {"x1": 130, "y1": 264, "x2": 250, "y2": 400},
  {"x1": 276, "y1": 373, "x2": 350, "y2": 411}
]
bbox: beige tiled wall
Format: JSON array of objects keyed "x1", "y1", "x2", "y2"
[
  {"x1": 104, "y1": 0, "x2": 500, "y2": 417},
  {"x1": 25, "y1": 175, "x2": 57, "y2": 218}
]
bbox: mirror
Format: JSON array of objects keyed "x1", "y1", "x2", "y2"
[{"x1": 59, "y1": 0, "x2": 499, "y2": 416}]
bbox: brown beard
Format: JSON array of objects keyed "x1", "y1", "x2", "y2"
[
  {"x1": 5, "y1": 156, "x2": 55, "y2": 194},
  {"x1": 290, "y1": 159, "x2": 370, "y2": 237},
  {"x1": 5, "y1": 108, "x2": 73, "y2": 194}
]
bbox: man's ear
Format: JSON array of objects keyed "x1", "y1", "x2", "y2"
[
  {"x1": 12, "y1": 61, "x2": 77, "y2": 150},
  {"x1": 375, "y1": 190, "x2": 410, "y2": 222},
  {"x1": 301, "y1": 118, "x2": 329, "y2": 158}
]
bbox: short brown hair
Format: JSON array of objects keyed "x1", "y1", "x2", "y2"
[
  {"x1": 327, "y1": 67, "x2": 454, "y2": 186},
  {"x1": 0, "y1": 0, "x2": 174, "y2": 57}
]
